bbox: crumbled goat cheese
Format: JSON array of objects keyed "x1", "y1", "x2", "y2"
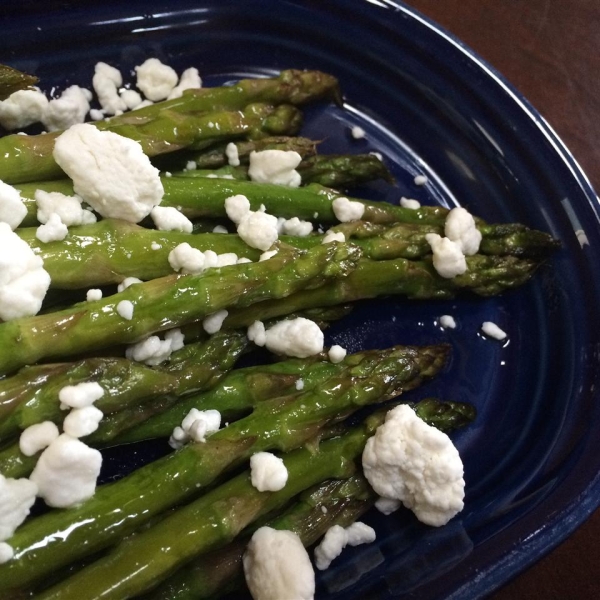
[
  {"x1": 281, "y1": 217, "x2": 313, "y2": 237},
  {"x1": 116, "y1": 300, "x2": 134, "y2": 320},
  {"x1": 314, "y1": 522, "x2": 376, "y2": 570},
  {"x1": 133, "y1": 99, "x2": 154, "y2": 110},
  {"x1": 295, "y1": 379, "x2": 304, "y2": 391},
  {"x1": 117, "y1": 277, "x2": 142, "y2": 292},
  {"x1": 19, "y1": 421, "x2": 60, "y2": 457},
  {"x1": 261, "y1": 318, "x2": 324, "y2": 358},
  {"x1": 0, "y1": 474, "x2": 38, "y2": 542},
  {"x1": 400, "y1": 197, "x2": 421, "y2": 210},
  {"x1": 53, "y1": 124, "x2": 163, "y2": 223},
  {"x1": 151, "y1": 206, "x2": 193, "y2": 233},
  {"x1": 35, "y1": 189, "x2": 96, "y2": 226},
  {"x1": 0, "y1": 223, "x2": 51, "y2": 321},
  {"x1": 119, "y1": 89, "x2": 143, "y2": 110},
  {"x1": 225, "y1": 142, "x2": 240, "y2": 166},
  {"x1": 165, "y1": 328, "x2": 185, "y2": 351},
  {"x1": 93, "y1": 62, "x2": 127, "y2": 115},
  {"x1": 370, "y1": 151, "x2": 383, "y2": 161},
  {"x1": 351, "y1": 126, "x2": 366, "y2": 139},
  {"x1": 167, "y1": 67, "x2": 202, "y2": 100},
  {"x1": 169, "y1": 408, "x2": 221, "y2": 449},
  {"x1": 247, "y1": 321, "x2": 267, "y2": 347},
  {"x1": 58, "y1": 381, "x2": 104, "y2": 409},
  {"x1": 243, "y1": 527, "x2": 315, "y2": 600},
  {"x1": 212, "y1": 225, "x2": 228, "y2": 234},
  {"x1": 41, "y1": 85, "x2": 92, "y2": 131},
  {"x1": 168, "y1": 244, "x2": 239, "y2": 275},
  {"x1": 203, "y1": 309, "x2": 228, "y2": 334},
  {"x1": 250, "y1": 452, "x2": 288, "y2": 492},
  {"x1": 0, "y1": 89, "x2": 48, "y2": 130},
  {"x1": 414, "y1": 174, "x2": 428, "y2": 186},
  {"x1": 362, "y1": 404, "x2": 465, "y2": 526},
  {"x1": 0, "y1": 542, "x2": 14, "y2": 564},
  {"x1": 185, "y1": 160, "x2": 197, "y2": 171},
  {"x1": 63, "y1": 406, "x2": 104, "y2": 438},
  {"x1": 322, "y1": 229, "x2": 345, "y2": 244},
  {"x1": 89, "y1": 108, "x2": 105, "y2": 121},
  {"x1": 259, "y1": 249, "x2": 278, "y2": 262},
  {"x1": 36, "y1": 213, "x2": 68, "y2": 243},
  {"x1": 135, "y1": 58, "x2": 178, "y2": 101},
  {"x1": 375, "y1": 497, "x2": 402, "y2": 515},
  {"x1": 332, "y1": 197, "x2": 365, "y2": 222},
  {"x1": 236, "y1": 210, "x2": 279, "y2": 251},
  {"x1": 86, "y1": 288, "x2": 102, "y2": 302},
  {"x1": 481, "y1": 321, "x2": 507, "y2": 340},
  {"x1": 225, "y1": 194, "x2": 251, "y2": 224},
  {"x1": 151, "y1": 241, "x2": 162, "y2": 250},
  {"x1": 425, "y1": 233, "x2": 467, "y2": 279},
  {"x1": 444, "y1": 207, "x2": 481, "y2": 255},
  {"x1": 248, "y1": 150, "x2": 302, "y2": 187},
  {"x1": 0, "y1": 180, "x2": 27, "y2": 230},
  {"x1": 30, "y1": 434, "x2": 102, "y2": 508},
  {"x1": 126, "y1": 329, "x2": 184, "y2": 366},
  {"x1": 440, "y1": 315, "x2": 457, "y2": 329},
  {"x1": 328, "y1": 345, "x2": 347, "y2": 364}
]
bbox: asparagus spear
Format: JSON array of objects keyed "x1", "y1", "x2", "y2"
[
  {"x1": 0, "y1": 343, "x2": 447, "y2": 591},
  {"x1": 0, "y1": 64, "x2": 38, "y2": 100},
  {"x1": 146, "y1": 398, "x2": 474, "y2": 600},
  {"x1": 0, "y1": 242, "x2": 361, "y2": 375},
  {"x1": 0, "y1": 102, "x2": 303, "y2": 185}
]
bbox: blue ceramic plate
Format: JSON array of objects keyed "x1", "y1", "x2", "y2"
[{"x1": 4, "y1": 1, "x2": 600, "y2": 598}]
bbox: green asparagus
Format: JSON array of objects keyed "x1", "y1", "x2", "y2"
[
  {"x1": 0, "y1": 242, "x2": 361, "y2": 375},
  {"x1": 0, "y1": 343, "x2": 447, "y2": 592}
]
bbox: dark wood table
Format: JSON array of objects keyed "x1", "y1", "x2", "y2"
[{"x1": 406, "y1": 1, "x2": 600, "y2": 597}]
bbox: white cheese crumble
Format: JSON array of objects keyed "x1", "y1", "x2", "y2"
[
  {"x1": 225, "y1": 194, "x2": 251, "y2": 224},
  {"x1": 237, "y1": 210, "x2": 279, "y2": 252},
  {"x1": 295, "y1": 379, "x2": 304, "y2": 391},
  {"x1": 19, "y1": 421, "x2": 60, "y2": 457},
  {"x1": 0, "y1": 542, "x2": 13, "y2": 564},
  {"x1": 35, "y1": 189, "x2": 96, "y2": 226},
  {"x1": 119, "y1": 89, "x2": 143, "y2": 110},
  {"x1": 117, "y1": 277, "x2": 142, "y2": 292},
  {"x1": 150, "y1": 206, "x2": 193, "y2": 233},
  {"x1": 314, "y1": 522, "x2": 376, "y2": 570},
  {"x1": 52, "y1": 123, "x2": 164, "y2": 223},
  {"x1": 280, "y1": 217, "x2": 313, "y2": 237},
  {"x1": 30, "y1": 434, "x2": 102, "y2": 508},
  {"x1": 92, "y1": 62, "x2": 127, "y2": 115},
  {"x1": 0, "y1": 180, "x2": 27, "y2": 230},
  {"x1": 425, "y1": 233, "x2": 467, "y2": 279},
  {"x1": 243, "y1": 527, "x2": 315, "y2": 600},
  {"x1": 248, "y1": 150, "x2": 302, "y2": 187},
  {"x1": 370, "y1": 151, "x2": 383, "y2": 161},
  {"x1": 63, "y1": 406, "x2": 104, "y2": 438},
  {"x1": 400, "y1": 197, "x2": 421, "y2": 210},
  {"x1": 414, "y1": 174, "x2": 428, "y2": 186},
  {"x1": 41, "y1": 85, "x2": 92, "y2": 131},
  {"x1": 86, "y1": 288, "x2": 102, "y2": 302},
  {"x1": 212, "y1": 225, "x2": 228, "y2": 234},
  {"x1": 168, "y1": 244, "x2": 240, "y2": 275},
  {"x1": 225, "y1": 142, "x2": 240, "y2": 166},
  {"x1": 135, "y1": 58, "x2": 178, "y2": 101},
  {"x1": 169, "y1": 408, "x2": 221, "y2": 449},
  {"x1": 203, "y1": 309, "x2": 228, "y2": 334},
  {"x1": 151, "y1": 241, "x2": 162, "y2": 250},
  {"x1": 440, "y1": 315, "x2": 457, "y2": 329},
  {"x1": 332, "y1": 197, "x2": 365, "y2": 222},
  {"x1": 0, "y1": 474, "x2": 38, "y2": 543},
  {"x1": 250, "y1": 452, "x2": 288, "y2": 492},
  {"x1": 351, "y1": 125, "x2": 366, "y2": 139},
  {"x1": 362, "y1": 404, "x2": 465, "y2": 526},
  {"x1": 0, "y1": 223, "x2": 51, "y2": 321},
  {"x1": 167, "y1": 67, "x2": 202, "y2": 100},
  {"x1": 0, "y1": 89, "x2": 48, "y2": 130},
  {"x1": 58, "y1": 381, "x2": 104, "y2": 409},
  {"x1": 125, "y1": 329, "x2": 184, "y2": 366},
  {"x1": 374, "y1": 496, "x2": 402, "y2": 515},
  {"x1": 259, "y1": 249, "x2": 278, "y2": 262},
  {"x1": 322, "y1": 229, "x2": 345, "y2": 244},
  {"x1": 254, "y1": 318, "x2": 324, "y2": 358},
  {"x1": 89, "y1": 108, "x2": 105, "y2": 121},
  {"x1": 481, "y1": 321, "x2": 507, "y2": 340},
  {"x1": 36, "y1": 213, "x2": 68, "y2": 243},
  {"x1": 328, "y1": 345, "x2": 347, "y2": 364},
  {"x1": 444, "y1": 207, "x2": 482, "y2": 256},
  {"x1": 116, "y1": 300, "x2": 134, "y2": 320},
  {"x1": 185, "y1": 160, "x2": 197, "y2": 171}
]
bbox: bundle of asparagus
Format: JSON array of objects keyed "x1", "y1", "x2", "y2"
[{"x1": 0, "y1": 64, "x2": 558, "y2": 600}]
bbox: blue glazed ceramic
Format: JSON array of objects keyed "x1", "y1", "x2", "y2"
[{"x1": 3, "y1": 1, "x2": 600, "y2": 598}]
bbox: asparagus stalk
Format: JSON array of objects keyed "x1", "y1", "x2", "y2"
[
  {"x1": 0, "y1": 242, "x2": 361, "y2": 375},
  {"x1": 0, "y1": 343, "x2": 447, "y2": 592},
  {"x1": 0, "y1": 64, "x2": 38, "y2": 100}
]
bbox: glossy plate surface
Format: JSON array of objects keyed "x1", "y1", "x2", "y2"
[{"x1": 4, "y1": 1, "x2": 600, "y2": 598}]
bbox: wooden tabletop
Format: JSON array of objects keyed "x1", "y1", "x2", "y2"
[{"x1": 406, "y1": 1, "x2": 600, "y2": 597}]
